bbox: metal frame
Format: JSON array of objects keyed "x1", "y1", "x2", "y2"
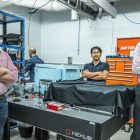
[
  {"x1": 57, "y1": 0, "x2": 117, "y2": 20},
  {"x1": 0, "y1": 10, "x2": 25, "y2": 78},
  {"x1": 91, "y1": 0, "x2": 117, "y2": 18}
]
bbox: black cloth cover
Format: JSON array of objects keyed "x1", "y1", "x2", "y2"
[{"x1": 44, "y1": 79, "x2": 135, "y2": 116}]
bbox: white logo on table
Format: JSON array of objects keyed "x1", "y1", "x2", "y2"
[{"x1": 65, "y1": 129, "x2": 92, "y2": 140}]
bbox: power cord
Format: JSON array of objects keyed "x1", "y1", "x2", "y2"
[
  {"x1": 27, "y1": 0, "x2": 51, "y2": 15},
  {"x1": 32, "y1": 0, "x2": 38, "y2": 8},
  {"x1": 114, "y1": 5, "x2": 140, "y2": 24}
]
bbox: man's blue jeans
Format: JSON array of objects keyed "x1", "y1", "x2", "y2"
[{"x1": 0, "y1": 97, "x2": 8, "y2": 140}]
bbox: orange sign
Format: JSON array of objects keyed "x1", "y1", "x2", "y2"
[{"x1": 117, "y1": 37, "x2": 140, "y2": 56}]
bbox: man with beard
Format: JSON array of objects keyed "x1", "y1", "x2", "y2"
[{"x1": 82, "y1": 46, "x2": 109, "y2": 82}]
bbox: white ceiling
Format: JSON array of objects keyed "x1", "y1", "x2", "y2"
[
  {"x1": 15, "y1": 0, "x2": 67, "y2": 11},
  {"x1": 0, "y1": 0, "x2": 120, "y2": 15},
  {"x1": 0, "y1": 0, "x2": 68, "y2": 11}
]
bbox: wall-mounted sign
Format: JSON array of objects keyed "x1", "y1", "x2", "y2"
[{"x1": 117, "y1": 37, "x2": 140, "y2": 56}]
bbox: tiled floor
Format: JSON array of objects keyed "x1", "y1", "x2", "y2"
[{"x1": 10, "y1": 128, "x2": 132, "y2": 140}]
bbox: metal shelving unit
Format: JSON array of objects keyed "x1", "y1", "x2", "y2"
[{"x1": 0, "y1": 10, "x2": 25, "y2": 78}]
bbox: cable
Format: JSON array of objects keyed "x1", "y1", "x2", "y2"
[
  {"x1": 111, "y1": 22, "x2": 115, "y2": 54},
  {"x1": 27, "y1": 0, "x2": 39, "y2": 14},
  {"x1": 36, "y1": 0, "x2": 51, "y2": 10},
  {"x1": 102, "y1": 18, "x2": 115, "y2": 55},
  {"x1": 32, "y1": 0, "x2": 38, "y2": 8},
  {"x1": 28, "y1": 15, "x2": 31, "y2": 48},
  {"x1": 114, "y1": 5, "x2": 140, "y2": 24},
  {"x1": 27, "y1": 0, "x2": 51, "y2": 14},
  {"x1": 77, "y1": 16, "x2": 81, "y2": 55}
]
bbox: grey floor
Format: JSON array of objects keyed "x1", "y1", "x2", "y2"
[{"x1": 10, "y1": 127, "x2": 132, "y2": 140}]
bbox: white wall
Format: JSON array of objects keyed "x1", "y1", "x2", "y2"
[
  {"x1": 40, "y1": 0, "x2": 140, "y2": 64},
  {"x1": 1, "y1": 5, "x2": 41, "y2": 59},
  {"x1": 2, "y1": 0, "x2": 140, "y2": 63}
]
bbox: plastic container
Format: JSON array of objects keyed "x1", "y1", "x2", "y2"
[{"x1": 18, "y1": 126, "x2": 33, "y2": 138}]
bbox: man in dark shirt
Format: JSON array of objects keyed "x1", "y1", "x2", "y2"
[
  {"x1": 25, "y1": 48, "x2": 49, "y2": 140},
  {"x1": 25, "y1": 48, "x2": 44, "y2": 82},
  {"x1": 82, "y1": 46, "x2": 109, "y2": 82}
]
